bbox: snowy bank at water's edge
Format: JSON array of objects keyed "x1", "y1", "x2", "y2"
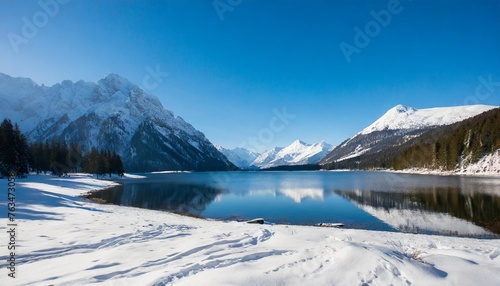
[
  {"x1": 378, "y1": 149, "x2": 500, "y2": 177},
  {"x1": 0, "y1": 174, "x2": 499, "y2": 285}
]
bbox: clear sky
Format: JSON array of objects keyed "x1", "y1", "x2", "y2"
[{"x1": 1, "y1": 0, "x2": 499, "y2": 152}]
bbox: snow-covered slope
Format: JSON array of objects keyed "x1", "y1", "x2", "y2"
[
  {"x1": 252, "y1": 140, "x2": 333, "y2": 169},
  {"x1": 215, "y1": 145, "x2": 260, "y2": 169},
  {"x1": 5, "y1": 174, "x2": 500, "y2": 285},
  {"x1": 0, "y1": 72, "x2": 234, "y2": 172},
  {"x1": 360, "y1": 104, "x2": 496, "y2": 135},
  {"x1": 321, "y1": 104, "x2": 497, "y2": 164},
  {"x1": 396, "y1": 148, "x2": 500, "y2": 176},
  {"x1": 458, "y1": 149, "x2": 500, "y2": 175},
  {"x1": 251, "y1": 147, "x2": 284, "y2": 168}
]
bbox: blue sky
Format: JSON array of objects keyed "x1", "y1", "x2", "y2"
[{"x1": 1, "y1": 0, "x2": 499, "y2": 152}]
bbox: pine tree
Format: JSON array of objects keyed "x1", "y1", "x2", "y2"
[
  {"x1": 67, "y1": 143, "x2": 82, "y2": 173},
  {"x1": 0, "y1": 119, "x2": 29, "y2": 176},
  {"x1": 110, "y1": 151, "x2": 125, "y2": 176},
  {"x1": 0, "y1": 119, "x2": 16, "y2": 175},
  {"x1": 115, "y1": 154, "x2": 125, "y2": 176},
  {"x1": 104, "y1": 150, "x2": 112, "y2": 177},
  {"x1": 96, "y1": 150, "x2": 107, "y2": 177},
  {"x1": 84, "y1": 147, "x2": 99, "y2": 174},
  {"x1": 13, "y1": 123, "x2": 29, "y2": 174},
  {"x1": 27, "y1": 142, "x2": 127, "y2": 177},
  {"x1": 42, "y1": 140, "x2": 51, "y2": 173}
]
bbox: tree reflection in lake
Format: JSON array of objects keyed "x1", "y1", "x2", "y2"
[
  {"x1": 86, "y1": 171, "x2": 500, "y2": 238},
  {"x1": 89, "y1": 183, "x2": 224, "y2": 216},
  {"x1": 335, "y1": 187, "x2": 500, "y2": 236}
]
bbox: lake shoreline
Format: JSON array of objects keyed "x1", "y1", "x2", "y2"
[
  {"x1": 379, "y1": 168, "x2": 500, "y2": 177},
  {"x1": 4, "y1": 173, "x2": 500, "y2": 285},
  {"x1": 86, "y1": 170, "x2": 500, "y2": 238},
  {"x1": 83, "y1": 181, "x2": 499, "y2": 239}
]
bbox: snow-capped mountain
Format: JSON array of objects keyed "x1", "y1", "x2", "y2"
[
  {"x1": 359, "y1": 104, "x2": 496, "y2": 135},
  {"x1": 250, "y1": 147, "x2": 283, "y2": 169},
  {"x1": 320, "y1": 104, "x2": 497, "y2": 164},
  {"x1": 0, "y1": 72, "x2": 235, "y2": 172},
  {"x1": 214, "y1": 145, "x2": 260, "y2": 169},
  {"x1": 252, "y1": 140, "x2": 333, "y2": 169}
]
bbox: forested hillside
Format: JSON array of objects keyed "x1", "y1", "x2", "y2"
[
  {"x1": 393, "y1": 108, "x2": 500, "y2": 170},
  {"x1": 322, "y1": 108, "x2": 500, "y2": 171}
]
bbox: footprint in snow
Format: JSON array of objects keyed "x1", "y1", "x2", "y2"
[{"x1": 489, "y1": 249, "x2": 500, "y2": 260}]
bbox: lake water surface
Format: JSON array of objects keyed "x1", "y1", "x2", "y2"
[{"x1": 92, "y1": 171, "x2": 500, "y2": 238}]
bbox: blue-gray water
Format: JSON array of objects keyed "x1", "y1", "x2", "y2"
[{"x1": 91, "y1": 171, "x2": 500, "y2": 237}]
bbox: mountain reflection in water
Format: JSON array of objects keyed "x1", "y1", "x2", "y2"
[
  {"x1": 90, "y1": 183, "x2": 223, "y2": 216},
  {"x1": 335, "y1": 188, "x2": 500, "y2": 236},
  {"x1": 88, "y1": 171, "x2": 500, "y2": 238}
]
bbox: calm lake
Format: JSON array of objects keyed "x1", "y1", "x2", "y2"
[{"x1": 92, "y1": 171, "x2": 500, "y2": 238}]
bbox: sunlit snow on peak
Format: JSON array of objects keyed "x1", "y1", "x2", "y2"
[{"x1": 360, "y1": 104, "x2": 497, "y2": 135}]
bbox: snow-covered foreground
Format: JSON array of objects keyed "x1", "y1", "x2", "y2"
[{"x1": 1, "y1": 174, "x2": 499, "y2": 286}]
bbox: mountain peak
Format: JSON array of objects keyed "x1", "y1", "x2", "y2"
[
  {"x1": 360, "y1": 104, "x2": 497, "y2": 135},
  {"x1": 291, "y1": 139, "x2": 307, "y2": 146},
  {"x1": 321, "y1": 104, "x2": 499, "y2": 164},
  {"x1": 315, "y1": 141, "x2": 333, "y2": 149},
  {"x1": 215, "y1": 145, "x2": 260, "y2": 169},
  {"x1": 101, "y1": 72, "x2": 128, "y2": 81},
  {"x1": 0, "y1": 72, "x2": 38, "y2": 88},
  {"x1": 0, "y1": 72, "x2": 235, "y2": 172},
  {"x1": 97, "y1": 73, "x2": 133, "y2": 91},
  {"x1": 251, "y1": 140, "x2": 333, "y2": 169},
  {"x1": 391, "y1": 104, "x2": 415, "y2": 113}
]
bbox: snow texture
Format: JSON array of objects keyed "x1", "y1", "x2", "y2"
[
  {"x1": 321, "y1": 104, "x2": 498, "y2": 164},
  {"x1": 214, "y1": 145, "x2": 260, "y2": 169},
  {"x1": 1, "y1": 174, "x2": 499, "y2": 285},
  {"x1": 390, "y1": 149, "x2": 500, "y2": 177},
  {"x1": 360, "y1": 104, "x2": 497, "y2": 135},
  {"x1": 0, "y1": 72, "x2": 232, "y2": 171},
  {"x1": 458, "y1": 149, "x2": 500, "y2": 175}
]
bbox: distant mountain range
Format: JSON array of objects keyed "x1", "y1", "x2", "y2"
[
  {"x1": 214, "y1": 145, "x2": 260, "y2": 169},
  {"x1": 252, "y1": 140, "x2": 333, "y2": 169},
  {"x1": 2, "y1": 72, "x2": 498, "y2": 174},
  {"x1": 218, "y1": 140, "x2": 333, "y2": 169},
  {"x1": 224, "y1": 104, "x2": 497, "y2": 171},
  {"x1": 0, "y1": 72, "x2": 235, "y2": 172}
]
